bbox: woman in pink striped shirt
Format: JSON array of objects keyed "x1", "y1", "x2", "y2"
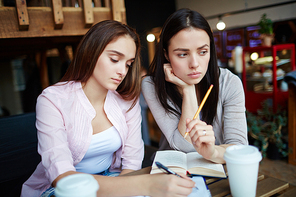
[{"x1": 21, "y1": 20, "x2": 195, "y2": 197}]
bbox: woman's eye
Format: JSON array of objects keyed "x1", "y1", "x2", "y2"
[
  {"x1": 200, "y1": 50, "x2": 208, "y2": 55},
  {"x1": 110, "y1": 58, "x2": 119, "y2": 63},
  {"x1": 178, "y1": 53, "x2": 187, "y2": 57}
]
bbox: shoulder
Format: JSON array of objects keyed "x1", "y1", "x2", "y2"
[
  {"x1": 142, "y1": 76, "x2": 154, "y2": 87},
  {"x1": 218, "y1": 68, "x2": 245, "y2": 101},
  {"x1": 37, "y1": 81, "x2": 80, "y2": 104},
  {"x1": 219, "y1": 68, "x2": 240, "y2": 82},
  {"x1": 141, "y1": 76, "x2": 156, "y2": 93},
  {"x1": 219, "y1": 68, "x2": 243, "y2": 89}
]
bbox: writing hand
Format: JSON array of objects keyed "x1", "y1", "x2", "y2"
[{"x1": 148, "y1": 173, "x2": 195, "y2": 197}]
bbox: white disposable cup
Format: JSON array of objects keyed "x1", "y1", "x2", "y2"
[
  {"x1": 55, "y1": 174, "x2": 99, "y2": 197},
  {"x1": 224, "y1": 145, "x2": 262, "y2": 197}
]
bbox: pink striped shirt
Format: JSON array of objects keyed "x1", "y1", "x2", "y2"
[{"x1": 21, "y1": 81, "x2": 144, "y2": 196}]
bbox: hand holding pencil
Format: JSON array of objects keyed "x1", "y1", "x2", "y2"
[{"x1": 184, "y1": 84, "x2": 213, "y2": 138}]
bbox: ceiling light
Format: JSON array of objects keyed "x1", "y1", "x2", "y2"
[
  {"x1": 216, "y1": 17, "x2": 226, "y2": 31},
  {"x1": 146, "y1": 34, "x2": 155, "y2": 42},
  {"x1": 250, "y1": 52, "x2": 259, "y2": 61}
]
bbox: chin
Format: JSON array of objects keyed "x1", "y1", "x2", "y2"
[
  {"x1": 107, "y1": 85, "x2": 120, "y2": 91},
  {"x1": 186, "y1": 79, "x2": 201, "y2": 85}
]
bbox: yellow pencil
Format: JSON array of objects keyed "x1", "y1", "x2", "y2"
[{"x1": 184, "y1": 84, "x2": 213, "y2": 138}]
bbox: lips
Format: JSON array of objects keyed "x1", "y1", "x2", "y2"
[
  {"x1": 188, "y1": 72, "x2": 201, "y2": 79},
  {"x1": 112, "y1": 78, "x2": 122, "y2": 84}
]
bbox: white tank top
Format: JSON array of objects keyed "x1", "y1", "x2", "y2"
[{"x1": 75, "y1": 126, "x2": 122, "y2": 174}]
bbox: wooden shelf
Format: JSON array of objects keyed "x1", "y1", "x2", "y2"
[
  {"x1": 0, "y1": 0, "x2": 126, "y2": 39},
  {"x1": 0, "y1": 0, "x2": 126, "y2": 90},
  {"x1": 0, "y1": 7, "x2": 111, "y2": 38}
]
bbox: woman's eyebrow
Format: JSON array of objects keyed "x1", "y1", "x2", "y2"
[
  {"x1": 107, "y1": 50, "x2": 135, "y2": 61},
  {"x1": 173, "y1": 48, "x2": 189, "y2": 52},
  {"x1": 173, "y1": 44, "x2": 209, "y2": 52},
  {"x1": 198, "y1": 44, "x2": 210, "y2": 49},
  {"x1": 107, "y1": 50, "x2": 125, "y2": 57}
]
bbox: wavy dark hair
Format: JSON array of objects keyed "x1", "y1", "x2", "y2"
[
  {"x1": 148, "y1": 8, "x2": 219, "y2": 125},
  {"x1": 61, "y1": 20, "x2": 142, "y2": 106}
]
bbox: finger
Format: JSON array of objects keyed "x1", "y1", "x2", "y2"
[
  {"x1": 191, "y1": 130, "x2": 215, "y2": 144},
  {"x1": 177, "y1": 173, "x2": 192, "y2": 180},
  {"x1": 188, "y1": 125, "x2": 208, "y2": 138},
  {"x1": 167, "y1": 176, "x2": 195, "y2": 197},
  {"x1": 163, "y1": 63, "x2": 171, "y2": 68},
  {"x1": 175, "y1": 176, "x2": 196, "y2": 189},
  {"x1": 187, "y1": 119, "x2": 206, "y2": 132},
  {"x1": 186, "y1": 118, "x2": 191, "y2": 126},
  {"x1": 193, "y1": 136, "x2": 215, "y2": 147},
  {"x1": 175, "y1": 187, "x2": 193, "y2": 197},
  {"x1": 198, "y1": 129, "x2": 214, "y2": 137},
  {"x1": 164, "y1": 67, "x2": 175, "y2": 82}
]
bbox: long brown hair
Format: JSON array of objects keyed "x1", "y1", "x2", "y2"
[
  {"x1": 61, "y1": 20, "x2": 142, "y2": 104},
  {"x1": 148, "y1": 9, "x2": 219, "y2": 125}
]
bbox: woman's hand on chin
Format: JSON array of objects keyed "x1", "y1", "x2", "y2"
[{"x1": 163, "y1": 63, "x2": 190, "y2": 90}]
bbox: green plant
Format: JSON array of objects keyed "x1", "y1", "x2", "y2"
[
  {"x1": 257, "y1": 13, "x2": 273, "y2": 35},
  {"x1": 246, "y1": 100, "x2": 288, "y2": 158}
]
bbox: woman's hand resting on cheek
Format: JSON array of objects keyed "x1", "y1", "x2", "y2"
[
  {"x1": 186, "y1": 118, "x2": 216, "y2": 160},
  {"x1": 163, "y1": 63, "x2": 190, "y2": 89}
]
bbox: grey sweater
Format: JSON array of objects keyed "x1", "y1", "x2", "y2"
[{"x1": 142, "y1": 68, "x2": 248, "y2": 153}]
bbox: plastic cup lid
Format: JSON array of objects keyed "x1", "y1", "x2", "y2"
[
  {"x1": 224, "y1": 145, "x2": 262, "y2": 164},
  {"x1": 55, "y1": 174, "x2": 99, "y2": 197}
]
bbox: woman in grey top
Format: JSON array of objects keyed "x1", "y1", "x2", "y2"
[{"x1": 142, "y1": 8, "x2": 248, "y2": 164}]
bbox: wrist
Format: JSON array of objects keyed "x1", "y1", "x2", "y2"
[
  {"x1": 207, "y1": 147, "x2": 219, "y2": 161},
  {"x1": 181, "y1": 84, "x2": 195, "y2": 94},
  {"x1": 181, "y1": 85, "x2": 197, "y2": 103},
  {"x1": 140, "y1": 174, "x2": 152, "y2": 196}
]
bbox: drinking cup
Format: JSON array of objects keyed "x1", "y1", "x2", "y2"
[
  {"x1": 224, "y1": 145, "x2": 262, "y2": 197},
  {"x1": 55, "y1": 174, "x2": 99, "y2": 197}
]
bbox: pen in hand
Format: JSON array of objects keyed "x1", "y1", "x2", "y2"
[{"x1": 155, "y1": 161, "x2": 198, "y2": 190}]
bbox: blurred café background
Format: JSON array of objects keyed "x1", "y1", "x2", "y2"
[{"x1": 1, "y1": 1, "x2": 296, "y2": 195}]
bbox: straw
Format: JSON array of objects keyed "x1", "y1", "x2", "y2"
[{"x1": 184, "y1": 84, "x2": 213, "y2": 138}]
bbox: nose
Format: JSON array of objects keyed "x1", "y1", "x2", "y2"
[
  {"x1": 189, "y1": 54, "x2": 199, "y2": 69},
  {"x1": 117, "y1": 63, "x2": 128, "y2": 77}
]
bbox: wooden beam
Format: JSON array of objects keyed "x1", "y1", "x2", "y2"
[
  {"x1": 111, "y1": 0, "x2": 121, "y2": 22},
  {"x1": 93, "y1": 0, "x2": 102, "y2": 7},
  {"x1": 15, "y1": 0, "x2": 29, "y2": 31},
  {"x1": 0, "y1": 7, "x2": 111, "y2": 39},
  {"x1": 83, "y1": 0, "x2": 94, "y2": 28},
  {"x1": 52, "y1": 0, "x2": 64, "y2": 29},
  {"x1": 104, "y1": 0, "x2": 110, "y2": 8},
  {"x1": 119, "y1": 0, "x2": 126, "y2": 24}
]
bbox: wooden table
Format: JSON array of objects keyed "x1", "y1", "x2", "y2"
[
  {"x1": 206, "y1": 174, "x2": 295, "y2": 197},
  {"x1": 126, "y1": 167, "x2": 296, "y2": 197}
]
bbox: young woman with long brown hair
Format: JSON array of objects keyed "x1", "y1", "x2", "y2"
[
  {"x1": 142, "y1": 9, "x2": 248, "y2": 164},
  {"x1": 21, "y1": 20, "x2": 195, "y2": 197}
]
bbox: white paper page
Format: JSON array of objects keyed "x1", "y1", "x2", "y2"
[
  {"x1": 152, "y1": 150, "x2": 187, "y2": 170},
  {"x1": 188, "y1": 176, "x2": 212, "y2": 197},
  {"x1": 186, "y1": 152, "x2": 224, "y2": 173}
]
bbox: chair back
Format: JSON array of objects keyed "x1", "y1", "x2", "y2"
[{"x1": 0, "y1": 112, "x2": 41, "y2": 196}]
